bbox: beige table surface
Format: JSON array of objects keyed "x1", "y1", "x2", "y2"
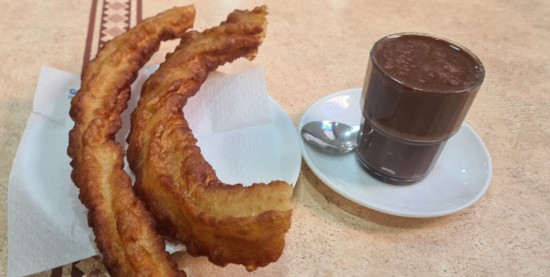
[{"x1": 1, "y1": 0, "x2": 549, "y2": 276}]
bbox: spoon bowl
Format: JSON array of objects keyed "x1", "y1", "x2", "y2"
[{"x1": 301, "y1": 121, "x2": 360, "y2": 154}]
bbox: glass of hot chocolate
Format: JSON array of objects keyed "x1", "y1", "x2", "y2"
[{"x1": 357, "y1": 33, "x2": 485, "y2": 184}]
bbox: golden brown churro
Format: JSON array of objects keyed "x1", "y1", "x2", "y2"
[
  {"x1": 68, "y1": 6, "x2": 195, "y2": 276},
  {"x1": 127, "y1": 6, "x2": 293, "y2": 271}
]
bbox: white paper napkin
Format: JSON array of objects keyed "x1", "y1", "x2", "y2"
[{"x1": 7, "y1": 65, "x2": 277, "y2": 276}]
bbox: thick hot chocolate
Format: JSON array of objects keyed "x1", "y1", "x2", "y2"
[
  {"x1": 357, "y1": 33, "x2": 484, "y2": 183},
  {"x1": 364, "y1": 34, "x2": 484, "y2": 142}
]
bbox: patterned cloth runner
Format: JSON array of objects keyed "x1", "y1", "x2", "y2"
[{"x1": 82, "y1": 0, "x2": 142, "y2": 70}]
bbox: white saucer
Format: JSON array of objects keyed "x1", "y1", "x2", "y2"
[{"x1": 299, "y1": 88, "x2": 492, "y2": 218}]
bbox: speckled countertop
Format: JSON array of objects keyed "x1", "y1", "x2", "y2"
[{"x1": 1, "y1": 0, "x2": 549, "y2": 276}]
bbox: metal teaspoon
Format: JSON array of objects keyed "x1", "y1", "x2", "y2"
[{"x1": 301, "y1": 121, "x2": 360, "y2": 154}]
